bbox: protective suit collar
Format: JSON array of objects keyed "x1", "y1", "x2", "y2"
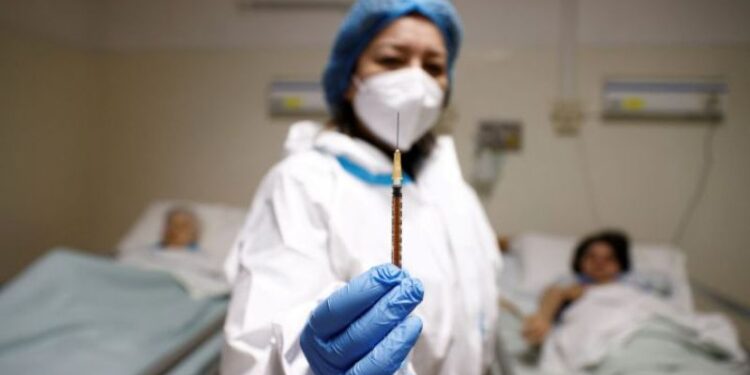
[
  {"x1": 283, "y1": 121, "x2": 462, "y2": 193},
  {"x1": 334, "y1": 155, "x2": 413, "y2": 186},
  {"x1": 284, "y1": 121, "x2": 400, "y2": 176}
]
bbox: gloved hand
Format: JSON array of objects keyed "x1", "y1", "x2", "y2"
[{"x1": 300, "y1": 264, "x2": 424, "y2": 375}]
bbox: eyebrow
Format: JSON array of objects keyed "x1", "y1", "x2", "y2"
[{"x1": 372, "y1": 41, "x2": 447, "y2": 59}]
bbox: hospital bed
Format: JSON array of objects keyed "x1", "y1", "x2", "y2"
[
  {"x1": 494, "y1": 232, "x2": 749, "y2": 375},
  {"x1": 0, "y1": 200, "x2": 246, "y2": 375}
]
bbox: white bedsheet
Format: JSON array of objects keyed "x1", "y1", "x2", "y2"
[
  {"x1": 119, "y1": 248, "x2": 229, "y2": 298},
  {"x1": 540, "y1": 283, "x2": 746, "y2": 374}
]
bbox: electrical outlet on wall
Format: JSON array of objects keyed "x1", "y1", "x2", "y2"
[
  {"x1": 476, "y1": 120, "x2": 522, "y2": 151},
  {"x1": 551, "y1": 99, "x2": 584, "y2": 135}
]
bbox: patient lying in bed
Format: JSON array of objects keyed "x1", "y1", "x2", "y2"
[
  {"x1": 119, "y1": 206, "x2": 229, "y2": 298},
  {"x1": 522, "y1": 230, "x2": 633, "y2": 345},
  {"x1": 521, "y1": 230, "x2": 746, "y2": 373}
]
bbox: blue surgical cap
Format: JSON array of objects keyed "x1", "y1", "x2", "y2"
[{"x1": 322, "y1": 0, "x2": 463, "y2": 116}]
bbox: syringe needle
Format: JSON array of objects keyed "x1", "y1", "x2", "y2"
[{"x1": 396, "y1": 112, "x2": 400, "y2": 150}]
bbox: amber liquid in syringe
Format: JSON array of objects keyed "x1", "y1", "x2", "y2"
[
  {"x1": 391, "y1": 114, "x2": 403, "y2": 268},
  {"x1": 392, "y1": 149, "x2": 403, "y2": 268}
]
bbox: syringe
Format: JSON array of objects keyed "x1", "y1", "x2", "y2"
[{"x1": 391, "y1": 114, "x2": 403, "y2": 268}]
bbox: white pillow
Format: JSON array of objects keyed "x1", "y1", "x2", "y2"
[
  {"x1": 510, "y1": 232, "x2": 577, "y2": 292},
  {"x1": 510, "y1": 232, "x2": 693, "y2": 310},
  {"x1": 117, "y1": 200, "x2": 247, "y2": 262},
  {"x1": 631, "y1": 243, "x2": 692, "y2": 310}
]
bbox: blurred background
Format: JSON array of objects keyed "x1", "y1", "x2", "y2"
[{"x1": 1, "y1": 0, "x2": 748, "y2": 336}]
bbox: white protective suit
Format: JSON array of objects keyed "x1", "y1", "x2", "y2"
[{"x1": 222, "y1": 121, "x2": 501, "y2": 374}]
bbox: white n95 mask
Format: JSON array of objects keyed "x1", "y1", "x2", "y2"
[{"x1": 352, "y1": 67, "x2": 445, "y2": 151}]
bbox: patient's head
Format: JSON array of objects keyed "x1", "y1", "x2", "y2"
[
  {"x1": 161, "y1": 207, "x2": 200, "y2": 249},
  {"x1": 572, "y1": 230, "x2": 630, "y2": 284}
]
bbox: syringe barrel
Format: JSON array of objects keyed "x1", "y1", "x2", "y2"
[{"x1": 391, "y1": 186, "x2": 402, "y2": 268}]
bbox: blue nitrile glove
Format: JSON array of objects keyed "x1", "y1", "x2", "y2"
[{"x1": 300, "y1": 264, "x2": 424, "y2": 375}]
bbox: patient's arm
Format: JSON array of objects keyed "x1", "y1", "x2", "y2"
[{"x1": 522, "y1": 284, "x2": 585, "y2": 345}]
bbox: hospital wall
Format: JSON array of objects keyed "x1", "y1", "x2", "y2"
[
  {"x1": 0, "y1": 30, "x2": 100, "y2": 281},
  {"x1": 453, "y1": 46, "x2": 750, "y2": 305},
  {"x1": 1, "y1": 29, "x2": 748, "y2": 315},
  {"x1": 90, "y1": 45, "x2": 750, "y2": 308}
]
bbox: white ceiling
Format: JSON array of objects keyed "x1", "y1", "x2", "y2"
[{"x1": 1, "y1": 0, "x2": 749, "y2": 51}]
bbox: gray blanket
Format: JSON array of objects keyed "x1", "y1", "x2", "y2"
[{"x1": 0, "y1": 248, "x2": 227, "y2": 374}]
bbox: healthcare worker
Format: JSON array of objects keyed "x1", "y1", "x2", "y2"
[{"x1": 222, "y1": 0, "x2": 501, "y2": 374}]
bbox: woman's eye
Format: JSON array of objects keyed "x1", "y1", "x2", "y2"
[
  {"x1": 378, "y1": 57, "x2": 404, "y2": 67},
  {"x1": 424, "y1": 63, "x2": 445, "y2": 76}
]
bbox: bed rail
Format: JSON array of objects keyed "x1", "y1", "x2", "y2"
[{"x1": 140, "y1": 305, "x2": 228, "y2": 375}]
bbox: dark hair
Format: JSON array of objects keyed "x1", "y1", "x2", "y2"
[
  {"x1": 330, "y1": 101, "x2": 436, "y2": 180},
  {"x1": 571, "y1": 229, "x2": 631, "y2": 274}
]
